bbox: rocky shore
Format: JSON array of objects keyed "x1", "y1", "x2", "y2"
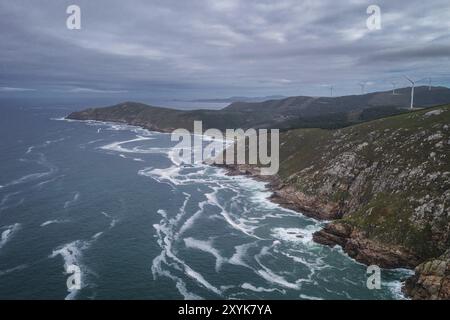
[
  {"x1": 68, "y1": 103, "x2": 450, "y2": 299},
  {"x1": 221, "y1": 163, "x2": 424, "y2": 269},
  {"x1": 221, "y1": 140, "x2": 449, "y2": 300},
  {"x1": 312, "y1": 222, "x2": 422, "y2": 269},
  {"x1": 403, "y1": 250, "x2": 450, "y2": 299}
]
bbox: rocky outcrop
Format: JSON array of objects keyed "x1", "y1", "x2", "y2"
[
  {"x1": 403, "y1": 250, "x2": 450, "y2": 299},
  {"x1": 313, "y1": 222, "x2": 422, "y2": 269},
  {"x1": 269, "y1": 185, "x2": 343, "y2": 220}
]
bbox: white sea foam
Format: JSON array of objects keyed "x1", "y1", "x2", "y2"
[
  {"x1": 0, "y1": 264, "x2": 28, "y2": 277},
  {"x1": 49, "y1": 224, "x2": 107, "y2": 300},
  {"x1": 386, "y1": 280, "x2": 408, "y2": 300},
  {"x1": 151, "y1": 253, "x2": 203, "y2": 300},
  {"x1": 139, "y1": 165, "x2": 183, "y2": 186},
  {"x1": 177, "y1": 200, "x2": 207, "y2": 236},
  {"x1": 241, "y1": 283, "x2": 285, "y2": 294},
  {"x1": 184, "y1": 265, "x2": 221, "y2": 295},
  {"x1": 206, "y1": 187, "x2": 261, "y2": 240},
  {"x1": 184, "y1": 237, "x2": 226, "y2": 272},
  {"x1": 152, "y1": 193, "x2": 223, "y2": 297},
  {"x1": 100, "y1": 136, "x2": 158, "y2": 154},
  {"x1": 64, "y1": 192, "x2": 80, "y2": 209},
  {"x1": 101, "y1": 211, "x2": 118, "y2": 228},
  {"x1": 384, "y1": 269, "x2": 414, "y2": 300},
  {"x1": 271, "y1": 225, "x2": 322, "y2": 246},
  {"x1": 0, "y1": 223, "x2": 21, "y2": 249},
  {"x1": 26, "y1": 138, "x2": 65, "y2": 154},
  {"x1": 6, "y1": 172, "x2": 49, "y2": 187},
  {"x1": 256, "y1": 269, "x2": 300, "y2": 290},
  {"x1": 253, "y1": 241, "x2": 304, "y2": 290},
  {"x1": 93, "y1": 232, "x2": 103, "y2": 239},
  {"x1": 33, "y1": 175, "x2": 64, "y2": 189},
  {"x1": 50, "y1": 239, "x2": 94, "y2": 300},
  {"x1": 3, "y1": 153, "x2": 57, "y2": 189},
  {"x1": 40, "y1": 220, "x2": 66, "y2": 227},
  {"x1": 87, "y1": 139, "x2": 104, "y2": 145},
  {"x1": 299, "y1": 294, "x2": 323, "y2": 300},
  {"x1": 228, "y1": 242, "x2": 255, "y2": 269}
]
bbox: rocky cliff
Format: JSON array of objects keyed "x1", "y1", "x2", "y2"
[
  {"x1": 403, "y1": 249, "x2": 450, "y2": 299},
  {"x1": 272, "y1": 106, "x2": 449, "y2": 268}
]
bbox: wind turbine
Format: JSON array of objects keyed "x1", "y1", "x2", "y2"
[
  {"x1": 428, "y1": 78, "x2": 432, "y2": 91},
  {"x1": 359, "y1": 82, "x2": 366, "y2": 94},
  {"x1": 391, "y1": 81, "x2": 397, "y2": 95},
  {"x1": 404, "y1": 76, "x2": 415, "y2": 109},
  {"x1": 330, "y1": 85, "x2": 334, "y2": 97}
]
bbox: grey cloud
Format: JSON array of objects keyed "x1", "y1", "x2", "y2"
[{"x1": 0, "y1": 0, "x2": 449, "y2": 99}]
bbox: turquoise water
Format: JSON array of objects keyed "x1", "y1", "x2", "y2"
[{"x1": 0, "y1": 105, "x2": 411, "y2": 299}]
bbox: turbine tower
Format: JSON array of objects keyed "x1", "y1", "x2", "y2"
[
  {"x1": 405, "y1": 76, "x2": 415, "y2": 109},
  {"x1": 330, "y1": 85, "x2": 334, "y2": 97},
  {"x1": 428, "y1": 78, "x2": 432, "y2": 91},
  {"x1": 391, "y1": 81, "x2": 397, "y2": 95},
  {"x1": 359, "y1": 82, "x2": 366, "y2": 94}
]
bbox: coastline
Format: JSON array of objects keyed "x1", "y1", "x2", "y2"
[
  {"x1": 219, "y1": 164, "x2": 421, "y2": 266},
  {"x1": 65, "y1": 115, "x2": 449, "y2": 300},
  {"x1": 220, "y1": 163, "x2": 450, "y2": 300}
]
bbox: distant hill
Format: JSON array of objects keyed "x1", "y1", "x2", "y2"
[
  {"x1": 224, "y1": 86, "x2": 450, "y2": 128},
  {"x1": 186, "y1": 95, "x2": 286, "y2": 103},
  {"x1": 67, "y1": 86, "x2": 450, "y2": 131}
]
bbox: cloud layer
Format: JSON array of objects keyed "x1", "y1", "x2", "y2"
[{"x1": 1, "y1": 0, "x2": 449, "y2": 98}]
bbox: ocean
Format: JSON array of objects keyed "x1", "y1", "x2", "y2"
[{"x1": 0, "y1": 104, "x2": 412, "y2": 300}]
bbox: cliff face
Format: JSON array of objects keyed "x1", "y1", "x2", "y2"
[
  {"x1": 403, "y1": 249, "x2": 450, "y2": 299},
  {"x1": 274, "y1": 105, "x2": 449, "y2": 268}
]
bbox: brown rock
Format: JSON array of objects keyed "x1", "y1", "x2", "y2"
[
  {"x1": 313, "y1": 223, "x2": 421, "y2": 269},
  {"x1": 403, "y1": 250, "x2": 450, "y2": 300}
]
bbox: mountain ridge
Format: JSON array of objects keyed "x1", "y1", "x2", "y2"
[{"x1": 67, "y1": 86, "x2": 450, "y2": 131}]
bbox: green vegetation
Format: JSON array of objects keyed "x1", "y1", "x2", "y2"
[
  {"x1": 277, "y1": 105, "x2": 450, "y2": 259},
  {"x1": 68, "y1": 86, "x2": 450, "y2": 132}
]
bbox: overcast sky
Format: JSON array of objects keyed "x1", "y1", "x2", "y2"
[{"x1": 1, "y1": 0, "x2": 450, "y2": 101}]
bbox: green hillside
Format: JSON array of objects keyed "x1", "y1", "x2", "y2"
[
  {"x1": 274, "y1": 104, "x2": 449, "y2": 264},
  {"x1": 67, "y1": 86, "x2": 450, "y2": 131}
]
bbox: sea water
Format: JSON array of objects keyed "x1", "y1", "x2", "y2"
[{"x1": 0, "y1": 105, "x2": 412, "y2": 299}]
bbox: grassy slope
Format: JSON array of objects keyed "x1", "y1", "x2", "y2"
[{"x1": 277, "y1": 105, "x2": 450, "y2": 259}]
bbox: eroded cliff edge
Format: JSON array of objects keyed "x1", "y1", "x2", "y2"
[{"x1": 225, "y1": 105, "x2": 449, "y2": 299}]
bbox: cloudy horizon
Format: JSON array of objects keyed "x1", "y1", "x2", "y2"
[{"x1": 1, "y1": 0, "x2": 450, "y2": 103}]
